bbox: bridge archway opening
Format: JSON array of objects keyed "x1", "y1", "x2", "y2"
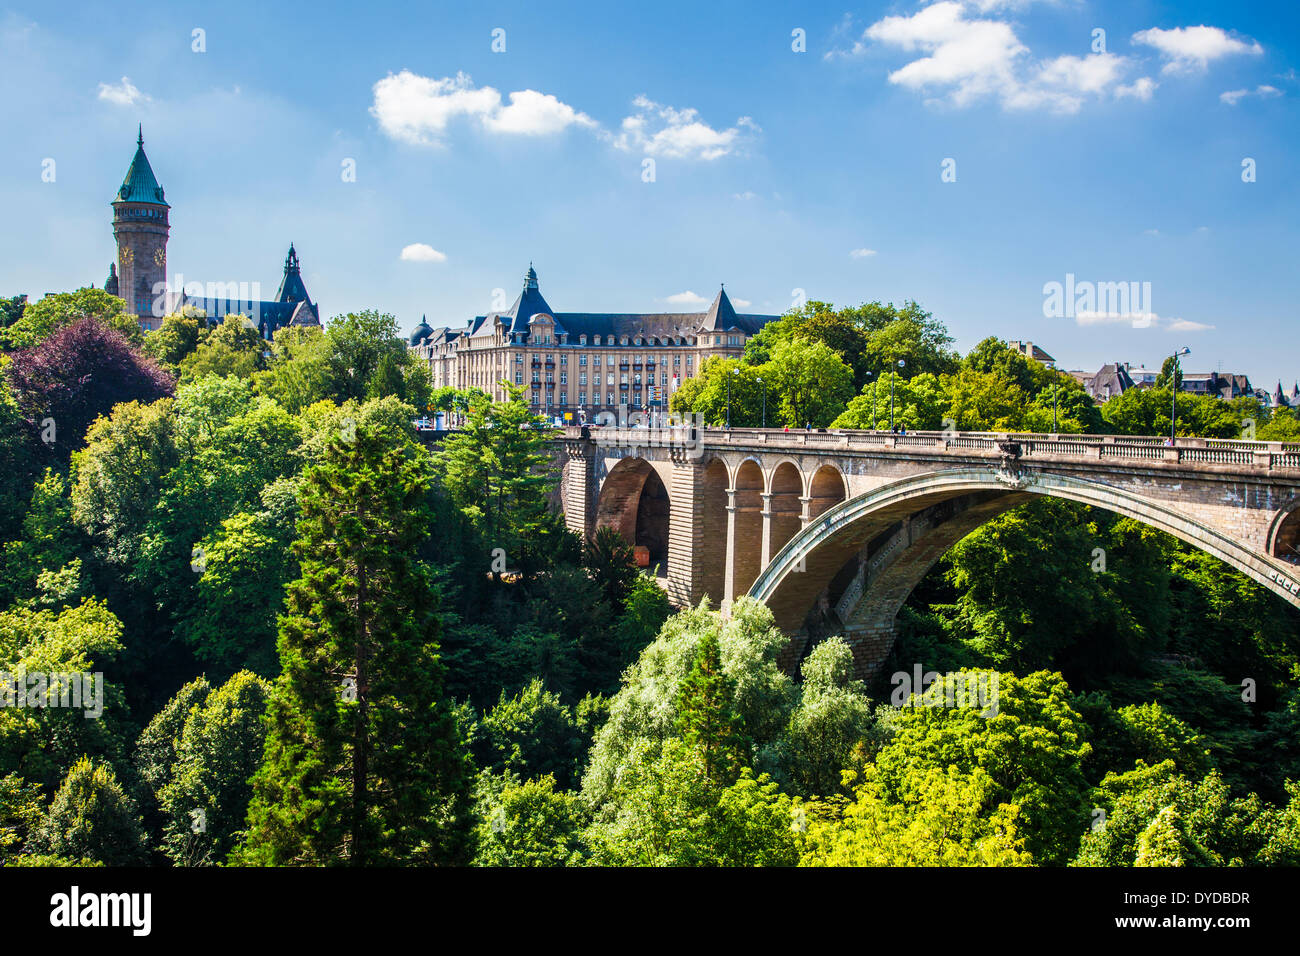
[
  {"x1": 732, "y1": 460, "x2": 765, "y2": 598},
  {"x1": 808, "y1": 465, "x2": 847, "y2": 520},
  {"x1": 699, "y1": 459, "x2": 729, "y2": 605},
  {"x1": 595, "y1": 457, "x2": 671, "y2": 569},
  {"x1": 751, "y1": 469, "x2": 1300, "y2": 679},
  {"x1": 1273, "y1": 505, "x2": 1300, "y2": 566},
  {"x1": 768, "y1": 462, "x2": 803, "y2": 560}
]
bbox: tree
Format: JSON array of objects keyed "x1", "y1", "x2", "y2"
[
  {"x1": 436, "y1": 383, "x2": 558, "y2": 579},
  {"x1": 873, "y1": 670, "x2": 1094, "y2": 865},
  {"x1": 674, "y1": 632, "x2": 748, "y2": 784},
  {"x1": 143, "y1": 313, "x2": 203, "y2": 369},
  {"x1": 1, "y1": 288, "x2": 135, "y2": 351},
  {"x1": 585, "y1": 738, "x2": 800, "y2": 866},
  {"x1": 832, "y1": 372, "x2": 946, "y2": 431},
  {"x1": 157, "y1": 671, "x2": 272, "y2": 865},
  {"x1": 800, "y1": 764, "x2": 1033, "y2": 866},
  {"x1": 33, "y1": 757, "x2": 147, "y2": 866},
  {"x1": 0, "y1": 599, "x2": 129, "y2": 791},
  {"x1": 768, "y1": 637, "x2": 883, "y2": 798},
  {"x1": 0, "y1": 772, "x2": 44, "y2": 862},
  {"x1": 766, "y1": 338, "x2": 855, "y2": 428},
  {"x1": 5, "y1": 317, "x2": 174, "y2": 456},
  {"x1": 582, "y1": 598, "x2": 793, "y2": 808},
  {"x1": 0, "y1": 294, "x2": 27, "y2": 330},
  {"x1": 237, "y1": 426, "x2": 474, "y2": 866},
  {"x1": 179, "y1": 314, "x2": 265, "y2": 381},
  {"x1": 473, "y1": 773, "x2": 588, "y2": 866},
  {"x1": 583, "y1": 526, "x2": 638, "y2": 609},
  {"x1": 668, "y1": 357, "x2": 773, "y2": 428},
  {"x1": 474, "y1": 679, "x2": 586, "y2": 790}
]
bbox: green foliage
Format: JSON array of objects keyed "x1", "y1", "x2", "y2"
[
  {"x1": 801, "y1": 764, "x2": 1033, "y2": 866},
  {"x1": 33, "y1": 756, "x2": 147, "y2": 866},
  {"x1": 143, "y1": 313, "x2": 203, "y2": 369},
  {"x1": 473, "y1": 773, "x2": 588, "y2": 866},
  {"x1": 474, "y1": 679, "x2": 586, "y2": 790},
  {"x1": 585, "y1": 739, "x2": 799, "y2": 866},
  {"x1": 874, "y1": 670, "x2": 1093, "y2": 865},
  {"x1": 1, "y1": 288, "x2": 134, "y2": 351},
  {"x1": 179, "y1": 314, "x2": 266, "y2": 381},
  {"x1": 0, "y1": 772, "x2": 44, "y2": 862},
  {"x1": 1072, "y1": 761, "x2": 1296, "y2": 866},
  {"x1": 0, "y1": 599, "x2": 129, "y2": 791},
  {"x1": 436, "y1": 383, "x2": 559, "y2": 579},
  {"x1": 765, "y1": 637, "x2": 884, "y2": 798},
  {"x1": 156, "y1": 671, "x2": 272, "y2": 865},
  {"x1": 237, "y1": 427, "x2": 474, "y2": 866}
]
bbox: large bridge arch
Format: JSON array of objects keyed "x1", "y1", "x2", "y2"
[
  {"x1": 594, "y1": 456, "x2": 673, "y2": 567},
  {"x1": 749, "y1": 467, "x2": 1300, "y2": 677}
]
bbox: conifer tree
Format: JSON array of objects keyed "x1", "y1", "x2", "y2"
[
  {"x1": 673, "y1": 632, "x2": 748, "y2": 784},
  {"x1": 236, "y1": 427, "x2": 474, "y2": 866}
]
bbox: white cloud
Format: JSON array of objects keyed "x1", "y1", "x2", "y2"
[
  {"x1": 1220, "y1": 84, "x2": 1282, "y2": 105},
  {"x1": 664, "y1": 291, "x2": 710, "y2": 306},
  {"x1": 371, "y1": 71, "x2": 592, "y2": 146},
  {"x1": 400, "y1": 243, "x2": 447, "y2": 263},
  {"x1": 1132, "y1": 26, "x2": 1263, "y2": 75},
  {"x1": 856, "y1": 2, "x2": 1135, "y2": 113},
  {"x1": 733, "y1": 298, "x2": 752, "y2": 308},
  {"x1": 733, "y1": 191, "x2": 758, "y2": 201},
  {"x1": 97, "y1": 76, "x2": 148, "y2": 107},
  {"x1": 850, "y1": 248, "x2": 878, "y2": 258},
  {"x1": 1116, "y1": 77, "x2": 1158, "y2": 101},
  {"x1": 483, "y1": 89, "x2": 597, "y2": 134},
  {"x1": 607, "y1": 96, "x2": 758, "y2": 160},
  {"x1": 1076, "y1": 311, "x2": 1214, "y2": 331}
]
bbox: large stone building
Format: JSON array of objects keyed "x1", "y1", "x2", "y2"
[
  {"x1": 410, "y1": 265, "x2": 777, "y2": 420},
  {"x1": 105, "y1": 127, "x2": 320, "y2": 336}
]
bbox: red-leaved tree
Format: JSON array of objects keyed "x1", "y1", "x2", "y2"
[{"x1": 5, "y1": 317, "x2": 175, "y2": 454}]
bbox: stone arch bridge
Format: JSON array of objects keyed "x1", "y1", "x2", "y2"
[{"x1": 554, "y1": 426, "x2": 1300, "y2": 678}]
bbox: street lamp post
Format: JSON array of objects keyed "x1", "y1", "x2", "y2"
[
  {"x1": 1048, "y1": 362, "x2": 1058, "y2": 433},
  {"x1": 757, "y1": 376, "x2": 766, "y2": 428},
  {"x1": 726, "y1": 366, "x2": 739, "y2": 429},
  {"x1": 1170, "y1": 347, "x2": 1190, "y2": 442},
  {"x1": 864, "y1": 371, "x2": 874, "y2": 430},
  {"x1": 889, "y1": 359, "x2": 905, "y2": 431}
]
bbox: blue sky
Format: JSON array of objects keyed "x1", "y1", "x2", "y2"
[{"x1": 2, "y1": 0, "x2": 1297, "y2": 386}]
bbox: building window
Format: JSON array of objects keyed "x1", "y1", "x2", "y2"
[
  {"x1": 560, "y1": 373, "x2": 567, "y2": 385},
  {"x1": 607, "y1": 391, "x2": 614, "y2": 405},
  {"x1": 559, "y1": 393, "x2": 567, "y2": 405},
  {"x1": 580, "y1": 335, "x2": 587, "y2": 345},
  {"x1": 579, "y1": 373, "x2": 587, "y2": 386},
  {"x1": 579, "y1": 355, "x2": 587, "y2": 366},
  {"x1": 580, "y1": 392, "x2": 587, "y2": 405},
  {"x1": 516, "y1": 373, "x2": 523, "y2": 384}
]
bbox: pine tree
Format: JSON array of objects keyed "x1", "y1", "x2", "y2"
[
  {"x1": 236, "y1": 427, "x2": 474, "y2": 866},
  {"x1": 435, "y1": 383, "x2": 557, "y2": 580},
  {"x1": 673, "y1": 632, "x2": 748, "y2": 784}
]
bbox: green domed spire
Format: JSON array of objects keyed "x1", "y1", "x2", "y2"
[{"x1": 114, "y1": 127, "x2": 168, "y2": 206}]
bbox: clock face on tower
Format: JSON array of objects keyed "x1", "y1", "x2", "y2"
[
  {"x1": 118, "y1": 247, "x2": 134, "y2": 267},
  {"x1": 153, "y1": 248, "x2": 166, "y2": 268}
]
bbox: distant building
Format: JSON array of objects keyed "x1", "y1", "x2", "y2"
[
  {"x1": 1084, "y1": 363, "x2": 1136, "y2": 403},
  {"x1": 104, "y1": 127, "x2": 320, "y2": 336},
  {"x1": 1007, "y1": 340, "x2": 1056, "y2": 364},
  {"x1": 410, "y1": 265, "x2": 777, "y2": 419}
]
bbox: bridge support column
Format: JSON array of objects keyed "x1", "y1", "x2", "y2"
[
  {"x1": 722, "y1": 488, "x2": 738, "y2": 614},
  {"x1": 563, "y1": 443, "x2": 594, "y2": 540},
  {"x1": 760, "y1": 493, "x2": 773, "y2": 569},
  {"x1": 666, "y1": 459, "x2": 727, "y2": 609},
  {"x1": 841, "y1": 624, "x2": 898, "y2": 682},
  {"x1": 799, "y1": 495, "x2": 812, "y2": 527}
]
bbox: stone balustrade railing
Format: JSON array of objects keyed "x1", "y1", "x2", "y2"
[{"x1": 563, "y1": 424, "x2": 1300, "y2": 471}]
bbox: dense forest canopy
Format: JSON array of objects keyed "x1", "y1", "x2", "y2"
[{"x1": 1, "y1": 287, "x2": 1297, "y2": 867}]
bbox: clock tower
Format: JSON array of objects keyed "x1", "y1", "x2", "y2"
[{"x1": 111, "y1": 126, "x2": 170, "y2": 324}]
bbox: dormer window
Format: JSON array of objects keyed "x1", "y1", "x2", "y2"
[{"x1": 580, "y1": 335, "x2": 587, "y2": 346}]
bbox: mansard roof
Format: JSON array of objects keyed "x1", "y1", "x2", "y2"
[
  {"x1": 442, "y1": 266, "x2": 774, "y2": 344},
  {"x1": 115, "y1": 126, "x2": 168, "y2": 207}
]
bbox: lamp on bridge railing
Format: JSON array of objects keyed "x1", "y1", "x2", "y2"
[
  {"x1": 726, "y1": 365, "x2": 740, "y2": 430},
  {"x1": 864, "y1": 370, "x2": 875, "y2": 430},
  {"x1": 890, "y1": 359, "x2": 905, "y2": 432},
  {"x1": 1170, "y1": 347, "x2": 1191, "y2": 443},
  {"x1": 757, "y1": 375, "x2": 766, "y2": 428},
  {"x1": 1047, "y1": 361, "x2": 1059, "y2": 433}
]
